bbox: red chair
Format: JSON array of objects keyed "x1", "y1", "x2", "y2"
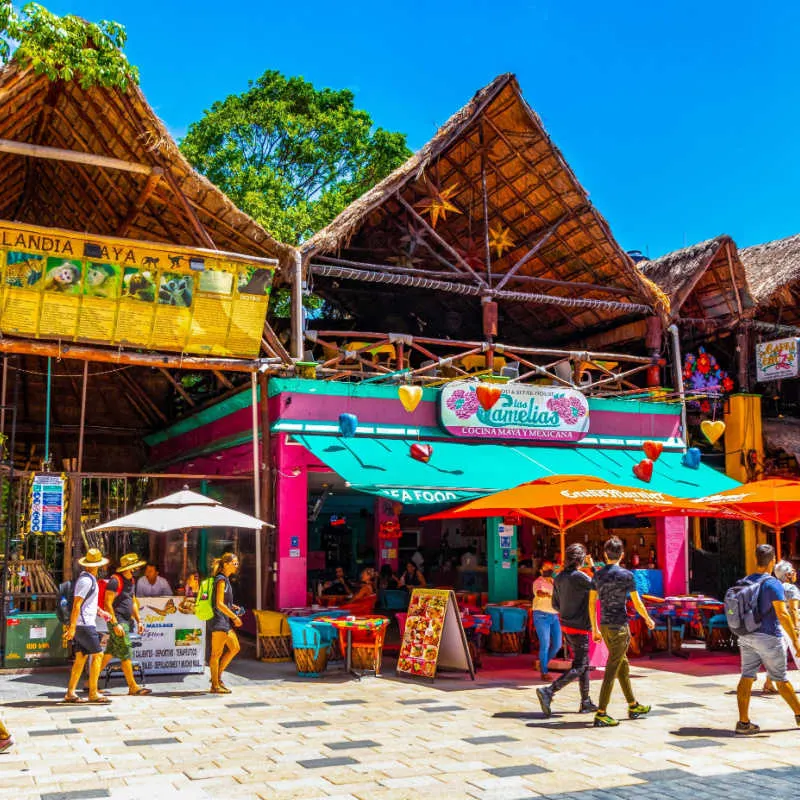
[{"x1": 339, "y1": 594, "x2": 377, "y2": 616}]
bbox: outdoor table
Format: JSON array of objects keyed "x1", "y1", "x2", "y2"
[
  {"x1": 316, "y1": 615, "x2": 390, "y2": 678},
  {"x1": 282, "y1": 606, "x2": 332, "y2": 617}
]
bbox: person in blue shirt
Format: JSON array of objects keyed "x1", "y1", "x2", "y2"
[{"x1": 735, "y1": 544, "x2": 800, "y2": 735}]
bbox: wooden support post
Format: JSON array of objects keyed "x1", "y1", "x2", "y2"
[
  {"x1": 213, "y1": 371, "x2": 233, "y2": 389},
  {"x1": 0, "y1": 137, "x2": 154, "y2": 174},
  {"x1": 116, "y1": 168, "x2": 163, "y2": 236},
  {"x1": 77, "y1": 361, "x2": 88, "y2": 473},
  {"x1": 162, "y1": 168, "x2": 217, "y2": 250},
  {"x1": 159, "y1": 368, "x2": 196, "y2": 408}
]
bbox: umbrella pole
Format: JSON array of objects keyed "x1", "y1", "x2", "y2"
[
  {"x1": 775, "y1": 527, "x2": 782, "y2": 561},
  {"x1": 182, "y1": 529, "x2": 188, "y2": 583},
  {"x1": 560, "y1": 526, "x2": 566, "y2": 565}
]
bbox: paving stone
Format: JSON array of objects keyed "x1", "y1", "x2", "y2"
[
  {"x1": 40, "y1": 792, "x2": 111, "y2": 800},
  {"x1": 226, "y1": 701, "x2": 270, "y2": 708},
  {"x1": 298, "y1": 756, "x2": 359, "y2": 769},
  {"x1": 464, "y1": 734, "x2": 519, "y2": 744},
  {"x1": 396, "y1": 698, "x2": 439, "y2": 705},
  {"x1": 485, "y1": 764, "x2": 550, "y2": 777},
  {"x1": 278, "y1": 720, "x2": 328, "y2": 728},
  {"x1": 660, "y1": 702, "x2": 706, "y2": 709},
  {"x1": 633, "y1": 768, "x2": 693, "y2": 781},
  {"x1": 29, "y1": 728, "x2": 81, "y2": 736},
  {"x1": 324, "y1": 699, "x2": 367, "y2": 706},
  {"x1": 71, "y1": 716, "x2": 119, "y2": 724},
  {"x1": 419, "y1": 704, "x2": 465, "y2": 713},
  {"x1": 325, "y1": 740, "x2": 380, "y2": 750},
  {"x1": 123, "y1": 737, "x2": 181, "y2": 746},
  {"x1": 669, "y1": 738, "x2": 723, "y2": 749}
]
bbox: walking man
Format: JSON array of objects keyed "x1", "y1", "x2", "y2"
[
  {"x1": 100, "y1": 553, "x2": 151, "y2": 696},
  {"x1": 589, "y1": 536, "x2": 655, "y2": 727},
  {"x1": 64, "y1": 548, "x2": 110, "y2": 704},
  {"x1": 536, "y1": 544, "x2": 598, "y2": 716},
  {"x1": 733, "y1": 545, "x2": 800, "y2": 735}
]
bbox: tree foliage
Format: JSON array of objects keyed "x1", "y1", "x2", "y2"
[
  {"x1": 0, "y1": 1, "x2": 137, "y2": 89},
  {"x1": 181, "y1": 70, "x2": 411, "y2": 245}
]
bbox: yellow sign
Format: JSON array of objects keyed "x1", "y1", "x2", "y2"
[{"x1": 0, "y1": 221, "x2": 277, "y2": 358}]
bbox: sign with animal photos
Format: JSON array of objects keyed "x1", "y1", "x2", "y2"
[
  {"x1": 396, "y1": 589, "x2": 474, "y2": 681},
  {"x1": 0, "y1": 220, "x2": 277, "y2": 358}
]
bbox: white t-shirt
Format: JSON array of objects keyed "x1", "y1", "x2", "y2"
[
  {"x1": 136, "y1": 575, "x2": 173, "y2": 597},
  {"x1": 74, "y1": 572, "x2": 98, "y2": 627}
]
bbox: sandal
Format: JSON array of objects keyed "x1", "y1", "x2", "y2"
[
  {"x1": 63, "y1": 694, "x2": 86, "y2": 704},
  {"x1": 87, "y1": 695, "x2": 111, "y2": 704},
  {"x1": 209, "y1": 685, "x2": 231, "y2": 694},
  {"x1": 128, "y1": 687, "x2": 152, "y2": 696}
]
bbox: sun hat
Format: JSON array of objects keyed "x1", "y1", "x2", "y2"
[
  {"x1": 78, "y1": 548, "x2": 109, "y2": 568},
  {"x1": 775, "y1": 560, "x2": 794, "y2": 580},
  {"x1": 116, "y1": 553, "x2": 146, "y2": 573}
]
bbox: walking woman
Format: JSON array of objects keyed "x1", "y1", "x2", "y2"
[
  {"x1": 209, "y1": 552, "x2": 242, "y2": 694},
  {"x1": 0, "y1": 717, "x2": 12, "y2": 753},
  {"x1": 532, "y1": 561, "x2": 562, "y2": 680}
]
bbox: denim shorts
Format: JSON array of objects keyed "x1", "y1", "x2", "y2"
[{"x1": 738, "y1": 632, "x2": 788, "y2": 682}]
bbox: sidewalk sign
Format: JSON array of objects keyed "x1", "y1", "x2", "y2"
[{"x1": 396, "y1": 588, "x2": 474, "y2": 680}]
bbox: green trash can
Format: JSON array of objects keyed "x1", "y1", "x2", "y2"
[{"x1": 4, "y1": 612, "x2": 68, "y2": 666}]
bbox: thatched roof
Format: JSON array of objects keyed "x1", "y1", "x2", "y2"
[
  {"x1": 740, "y1": 233, "x2": 800, "y2": 318},
  {"x1": 303, "y1": 74, "x2": 668, "y2": 344},
  {"x1": 0, "y1": 60, "x2": 295, "y2": 270},
  {"x1": 763, "y1": 417, "x2": 800, "y2": 455},
  {"x1": 639, "y1": 235, "x2": 753, "y2": 321}
]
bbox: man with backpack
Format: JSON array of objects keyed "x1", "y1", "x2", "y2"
[
  {"x1": 63, "y1": 548, "x2": 110, "y2": 704},
  {"x1": 729, "y1": 544, "x2": 800, "y2": 735},
  {"x1": 99, "y1": 553, "x2": 151, "y2": 696}
]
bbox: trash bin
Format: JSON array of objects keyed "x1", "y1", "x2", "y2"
[{"x1": 4, "y1": 612, "x2": 68, "y2": 666}]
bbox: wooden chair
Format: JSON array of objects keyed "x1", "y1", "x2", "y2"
[
  {"x1": 342, "y1": 624, "x2": 389, "y2": 676},
  {"x1": 254, "y1": 610, "x2": 292, "y2": 663}
]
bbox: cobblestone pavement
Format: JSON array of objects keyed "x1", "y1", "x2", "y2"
[{"x1": 3, "y1": 652, "x2": 800, "y2": 799}]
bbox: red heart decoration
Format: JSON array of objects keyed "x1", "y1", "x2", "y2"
[
  {"x1": 633, "y1": 458, "x2": 654, "y2": 483},
  {"x1": 476, "y1": 384, "x2": 502, "y2": 411},
  {"x1": 643, "y1": 440, "x2": 663, "y2": 461},
  {"x1": 410, "y1": 443, "x2": 433, "y2": 463}
]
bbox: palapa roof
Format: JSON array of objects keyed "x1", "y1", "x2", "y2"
[
  {"x1": 303, "y1": 74, "x2": 668, "y2": 344},
  {"x1": 740, "y1": 234, "x2": 800, "y2": 323},
  {"x1": 639, "y1": 235, "x2": 753, "y2": 321},
  {"x1": 0, "y1": 60, "x2": 295, "y2": 270}
]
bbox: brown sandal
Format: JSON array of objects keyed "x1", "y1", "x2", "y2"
[
  {"x1": 209, "y1": 685, "x2": 231, "y2": 694},
  {"x1": 129, "y1": 687, "x2": 152, "y2": 696},
  {"x1": 63, "y1": 694, "x2": 86, "y2": 704},
  {"x1": 87, "y1": 695, "x2": 111, "y2": 704}
]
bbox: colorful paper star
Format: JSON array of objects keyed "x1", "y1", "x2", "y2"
[
  {"x1": 489, "y1": 225, "x2": 515, "y2": 258},
  {"x1": 455, "y1": 237, "x2": 485, "y2": 271},
  {"x1": 413, "y1": 179, "x2": 462, "y2": 228},
  {"x1": 398, "y1": 223, "x2": 427, "y2": 256},
  {"x1": 387, "y1": 252, "x2": 422, "y2": 269}
]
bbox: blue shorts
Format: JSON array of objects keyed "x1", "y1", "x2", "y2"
[{"x1": 738, "y1": 632, "x2": 788, "y2": 682}]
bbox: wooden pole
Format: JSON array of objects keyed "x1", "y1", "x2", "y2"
[
  {"x1": 0, "y1": 355, "x2": 7, "y2": 440},
  {"x1": 77, "y1": 360, "x2": 88, "y2": 473},
  {"x1": 158, "y1": 368, "x2": 196, "y2": 408},
  {"x1": 291, "y1": 251, "x2": 304, "y2": 360},
  {"x1": 0, "y1": 137, "x2": 154, "y2": 175},
  {"x1": 161, "y1": 168, "x2": 217, "y2": 250},
  {"x1": 116, "y1": 169, "x2": 164, "y2": 236}
]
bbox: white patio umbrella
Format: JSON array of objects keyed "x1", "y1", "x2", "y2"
[{"x1": 89, "y1": 487, "x2": 273, "y2": 610}]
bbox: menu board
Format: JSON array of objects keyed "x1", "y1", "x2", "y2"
[
  {"x1": 0, "y1": 221, "x2": 277, "y2": 358},
  {"x1": 397, "y1": 589, "x2": 474, "y2": 680}
]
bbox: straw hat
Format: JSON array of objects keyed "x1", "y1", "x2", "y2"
[
  {"x1": 116, "y1": 553, "x2": 146, "y2": 573},
  {"x1": 78, "y1": 548, "x2": 109, "y2": 568}
]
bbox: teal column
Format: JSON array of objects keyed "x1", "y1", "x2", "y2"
[{"x1": 487, "y1": 518, "x2": 518, "y2": 602}]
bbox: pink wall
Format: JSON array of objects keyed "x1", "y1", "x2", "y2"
[
  {"x1": 374, "y1": 498, "x2": 400, "y2": 574},
  {"x1": 656, "y1": 516, "x2": 688, "y2": 595}
]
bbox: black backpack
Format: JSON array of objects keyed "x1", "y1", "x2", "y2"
[{"x1": 56, "y1": 573, "x2": 96, "y2": 625}]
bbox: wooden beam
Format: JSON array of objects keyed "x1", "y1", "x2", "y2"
[
  {"x1": 395, "y1": 194, "x2": 489, "y2": 288},
  {"x1": 493, "y1": 211, "x2": 573, "y2": 292},
  {"x1": 77, "y1": 360, "x2": 88, "y2": 472},
  {"x1": 162, "y1": 168, "x2": 217, "y2": 250},
  {"x1": 213, "y1": 370, "x2": 234, "y2": 389},
  {"x1": 116, "y1": 168, "x2": 163, "y2": 236},
  {"x1": 0, "y1": 138, "x2": 154, "y2": 175},
  {"x1": 0, "y1": 336, "x2": 271, "y2": 373},
  {"x1": 158, "y1": 368, "x2": 196, "y2": 408}
]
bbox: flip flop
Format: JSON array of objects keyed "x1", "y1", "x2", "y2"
[
  {"x1": 63, "y1": 695, "x2": 86, "y2": 704},
  {"x1": 209, "y1": 686, "x2": 231, "y2": 694},
  {"x1": 129, "y1": 687, "x2": 152, "y2": 696},
  {"x1": 87, "y1": 695, "x2": 111, "y2": 704}
]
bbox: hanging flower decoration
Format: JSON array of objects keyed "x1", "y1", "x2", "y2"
[
  {"x1": 413, "y1": 179, "x2": 461, "y2": 228},
  {"x1": 682, "y1": 347, "x2": 733, "y2": 414},
  {"x1": 488, "y1": 225, "x2": 515, "y2": 258}
]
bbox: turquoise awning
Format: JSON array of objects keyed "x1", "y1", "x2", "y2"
[{"x1": 294, "y1": 435, "x2": 739, "y2": 505}]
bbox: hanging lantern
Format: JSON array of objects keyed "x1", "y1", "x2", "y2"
[
  {"x1": 398, "y1": 385, "x2": 423, "y2": 413},
  {"x1": 503, "y1": 513, "x2": 522, "y2": 527},
  {"x1": 633, "y1": 458, "x2": 654, "y2": 483},
  {"x1": 339, "y1": 413, "x2": 358, "y2": 438},
  {"x1": 410, "y1": 443, "x2": 433, "y2": 463},
  {"x1": 642, "y1": 441, "x2": 663, "y2": 461},
  {"x1": 379, "y1": 520, "x2": 401, "y2": 539},
  {"x1": 700, "y1": 419, "x2": 726, "y2": 444},
  {"x1": 392, "y1": 502, "x2": 404, "y2": 516},
  {"x1": 475, "y1": 384, "x2": 502, "y2": 411},
  {"x1": 681, "y1": 447, "x2": 701, "y2": 469}
]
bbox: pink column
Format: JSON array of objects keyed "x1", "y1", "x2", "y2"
[
  {"x1": 657, "y1": 516, "x2": 688, "y2": 596},
  {"x1": 274, "y1": 434, "x2": 309, "y2": 609},
  {"x1": 374, "y1": 498, "x2": 400, "y2": 574}
]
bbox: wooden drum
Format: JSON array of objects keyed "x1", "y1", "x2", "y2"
[{"x1": 293, "y1": 647, "x2": 328, "y2": 677}]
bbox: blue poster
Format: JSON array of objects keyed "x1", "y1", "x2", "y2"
[{"x1": 30, "y1": 474, "x2": 65, "y2": 535}]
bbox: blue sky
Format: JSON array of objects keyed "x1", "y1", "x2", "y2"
[{"x1": 46, "y1": 0, "x2": 800, "y2": 257}]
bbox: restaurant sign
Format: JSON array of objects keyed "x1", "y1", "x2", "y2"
[
  {"x1": 440, "y1": 381, "x2": 589, "y2": 441},
  {"x1": 0, "y1": 220, "x2": 276, "y2": 358},
  {"x1": 755, "y1": 337, "x2": 799, "y2": 383}
]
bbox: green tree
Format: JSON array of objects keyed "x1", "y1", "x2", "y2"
[
  {"x1": 180, "y1": 70, "x2": 411, "y2": 245},
  {"x1": 0, "y1": 1, "x2": 137, "y2": 89}
]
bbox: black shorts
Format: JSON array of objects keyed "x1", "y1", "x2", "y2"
[{"x1": 73, "y1": 625, "x2": 102, "y2": 655}]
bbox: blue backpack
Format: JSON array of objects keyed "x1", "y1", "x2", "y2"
[{"x1": 724, "y1": 574, "x2": 770, "y2": 637}]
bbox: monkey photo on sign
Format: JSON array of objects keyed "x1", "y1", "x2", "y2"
[{"x1": 43, "y1": 258, "x2": 81, "y2": 294}]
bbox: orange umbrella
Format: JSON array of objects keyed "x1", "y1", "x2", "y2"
[
  {"x1": 695, "y1": 478, "x2": 800, "y2": 560},
  {"x1": 422, "y1": 474, "x2": 713, "y2": 561}
]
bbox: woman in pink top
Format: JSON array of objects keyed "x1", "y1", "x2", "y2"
[{"x1": 532, "y1": 562, "x2": 562, "y2": 680}]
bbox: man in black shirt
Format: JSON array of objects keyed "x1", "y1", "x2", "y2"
[
  {"x1": 536, "y1": 543, "x2": 598, "y2": 717},
  {"x1": 589, "y1": 536, "x2": 655, "y2": 727}
]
